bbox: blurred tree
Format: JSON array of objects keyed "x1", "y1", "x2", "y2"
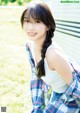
[
  {"x1": 16, "y1": 0, "x2": 32, "y2": 5},
  {"x1": 26, "y1": 0, "x2": 31, "y2": 2},
  {"x1": 0, "y1": 0, "x2": 32, "y2": 5},
  {"x1": 16, "y1": 0, "x2": 23, "y2": 5},
  {"x1": 9, "y1": 0, "x2": 16, "y2": 2},
  {"x1": 0, "y1": 0, "x2": 8, "y2": 5}
]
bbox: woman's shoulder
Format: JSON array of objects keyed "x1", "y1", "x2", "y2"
[
  {"x1": 45, "y1": 41, "x2": 69, "y2": 65},
  {"x1": 46, "y1": 41, "x2": 64, "y2": 57}
]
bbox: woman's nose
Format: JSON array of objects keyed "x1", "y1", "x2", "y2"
[{"x1": 29, "y1": 23, "x2": 34, "y2": 30}]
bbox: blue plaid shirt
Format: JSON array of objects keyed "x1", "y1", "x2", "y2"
[{"x1": 26, "y1": 43, "x2": 80, "y2": 113}]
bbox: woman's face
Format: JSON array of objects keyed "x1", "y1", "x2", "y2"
[{"x1": 23, "y1": 11, "x2": 48, "y2": 41}]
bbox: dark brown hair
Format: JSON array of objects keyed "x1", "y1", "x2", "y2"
[{"x1": 21, "y1": 1, "x2": 56, "y2": 78}]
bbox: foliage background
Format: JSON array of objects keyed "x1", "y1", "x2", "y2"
[{"x1": 0, "y1": 0, "x2": 32, "y2": 6}]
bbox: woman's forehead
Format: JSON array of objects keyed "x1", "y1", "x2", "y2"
[{"x1": 24, "y1": 9, "x2": 40, "y2": 20}]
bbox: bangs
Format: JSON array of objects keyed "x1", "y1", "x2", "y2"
[
  {"x1": 24, "y1": 8, "x2": 41, "y2": 21},
  {"x1": 21, "y1": 1, "x2": 56, "y2": 31}
]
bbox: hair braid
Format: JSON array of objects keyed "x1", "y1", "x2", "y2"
[{"x1": 36, "y1": 29, "x2": 54, "y2": 78}]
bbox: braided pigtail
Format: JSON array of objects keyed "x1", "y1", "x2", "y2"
[{"x1": 36, "y1": 28, "x2": 55, "y2": 78}]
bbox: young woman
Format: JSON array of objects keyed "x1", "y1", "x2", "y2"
[{"x1": 21, "y1": 1, "x2": 80, "y2": 113}]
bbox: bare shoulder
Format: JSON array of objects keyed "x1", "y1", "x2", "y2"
[
  {"x1": 45, "y1": 44, "x2": 73, "y2": 84},
  {"x1": 46, "y1": 46, "x2": 58, "y2": 60},
  {"x1": 45, "y1": 44, "x2": 64, "y2": 70},
  {"x1": 46, "y1": 44, "x2": 66, "y2": 63}
]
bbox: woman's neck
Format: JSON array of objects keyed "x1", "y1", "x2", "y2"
[
  {"x1": 33, "y1": 38, "x2": 45, "y2": 51},
  {"x1": 34, "y1": 42, "x2": 42, "y2": 49}
]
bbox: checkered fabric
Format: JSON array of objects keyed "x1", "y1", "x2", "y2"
[{"x1": 26, "y1": 43, "x2": 80, "y2": 113}]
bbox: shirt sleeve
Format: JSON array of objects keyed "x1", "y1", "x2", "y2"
[
  {"x1": 31, "y1": 72, "x2": 80, "y2": 113},
  {"x1": 30, "y1": 79, "x2": 45, "y2": 113},
  {"x1": 44, "y1": 73, "x2": 80, "y2": 113}
]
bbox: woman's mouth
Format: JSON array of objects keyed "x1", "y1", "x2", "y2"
[{"x1": 28, "y1": 32, "x2": 37, "y2": 36}]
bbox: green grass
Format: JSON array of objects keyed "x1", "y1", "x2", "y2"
[{"x1": 0, "y1": 7, "x2": 32, "y2": 113}]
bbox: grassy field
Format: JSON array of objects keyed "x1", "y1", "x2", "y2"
[{"x1": 0, "y1": 7, "x2": 32, "y2": 113}]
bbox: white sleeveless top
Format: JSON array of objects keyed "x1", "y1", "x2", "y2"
[
  {"x1": 42, "y1": 58, "x2": 68, "y2": 93},
  {"x1": 31, "y1": 42, "x2": 73, "y2": 93}
]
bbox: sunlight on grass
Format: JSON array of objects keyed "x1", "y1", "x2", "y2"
[{"x1": 0, "y1": 7, "x2": 32, "y2": 113}]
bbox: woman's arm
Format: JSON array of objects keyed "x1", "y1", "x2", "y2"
[{"x1": 46, "y1": 47, "x2": 73, "y2": 85}]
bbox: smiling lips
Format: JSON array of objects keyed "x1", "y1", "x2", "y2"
[{"x1": 28, "y1": 32, "x2": 37, "y2": 36}]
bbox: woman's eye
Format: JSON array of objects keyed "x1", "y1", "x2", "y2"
[
  {"x1": 24, "y1": 19, "x2": 29, "y2": 23},
  {"x1": 36, "y1": 20, "x2": 40, "y2": 23}
]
